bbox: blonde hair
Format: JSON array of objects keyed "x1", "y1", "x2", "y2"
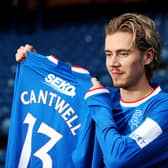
[{"x1": 105, "y1": 13, "x2": 162, "y2": 82}]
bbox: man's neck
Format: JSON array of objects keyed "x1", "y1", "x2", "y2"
[{"x1": 120, "y1": 82, "x2": 153, "y2": 102}]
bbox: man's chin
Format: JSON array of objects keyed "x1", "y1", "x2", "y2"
[
  {"x1": 113, "y1": 84, "x2": 121, "y2": 88},
  {"x1": 112, "y1": 82, "x2": 125, "y2": 88}
]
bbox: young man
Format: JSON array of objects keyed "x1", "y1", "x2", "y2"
[
  {"x1": 15, "y1": 13, "x2": 168, "y2": 167},
  {"x1": 84, "y1": 13, "x2": 168, "y2": 167}
]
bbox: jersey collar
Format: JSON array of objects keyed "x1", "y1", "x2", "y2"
[
  {"x1": 47, "y1": 55, "x2": 58, "y2": 64},
  {"x1": 120, "y1": 85, "x2": 161, "y2": 107}
]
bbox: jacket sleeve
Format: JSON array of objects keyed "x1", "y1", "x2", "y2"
[{"x1": 85, "y1": 87, "x2": 168, "y2": 168}]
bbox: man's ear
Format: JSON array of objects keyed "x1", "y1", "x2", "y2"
[{"x1": 144, "y1": 48, "x2": 154, "y2": 65}]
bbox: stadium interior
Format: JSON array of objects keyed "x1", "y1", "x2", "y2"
[{"x1": 0, "y1": 0, "x2": 168, "y2": 167}]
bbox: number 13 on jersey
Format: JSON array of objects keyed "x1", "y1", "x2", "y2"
[{"x1": 18, "y1": 113, "x2": 63, "y2": 168}]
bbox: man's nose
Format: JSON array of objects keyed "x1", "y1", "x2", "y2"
[{"x1": 108, "y1": 55, "x2": 120, "y2": 67}]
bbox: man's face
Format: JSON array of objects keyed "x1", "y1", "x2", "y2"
[{"x1": 105, "y1": 31, "x2": 147, "y2": 89}]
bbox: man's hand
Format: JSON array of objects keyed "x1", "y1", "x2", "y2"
[
  {"x1": 90, "y1": 77, "x2": 104, "y2": 90},
  {"x1": 16, "y1": 44, "x2": 37, "y2": 62}
]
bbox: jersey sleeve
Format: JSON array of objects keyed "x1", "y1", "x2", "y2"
[
  {"x1": 72, "y1": 91, "x2": 104, "y2": 168},
  {"x1": 85, "y1": 88, "x2": 168, "y2": 167},
  {"x1": 5, "y1": 63, "x2": 25, "y2": 168}
]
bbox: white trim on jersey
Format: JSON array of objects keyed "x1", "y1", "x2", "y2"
[
  {"x1": 129, "y1": 117, "x2": 163, "y2": 148},
  {"x1": 71, "y1": 66, "x2": 90, "y2": 74},
  {"x1": 84, "y1": 87, "x2": 110, "y2": 99},
  {"x1": 47, "y1": 55, "x2": 58, "y2": 64},
  {"x1": 120, "y1": 86, "x2": 161, "y2": 107},
  {"x1": 47, "y1": 56, "x2": 90, "y2": 74}
]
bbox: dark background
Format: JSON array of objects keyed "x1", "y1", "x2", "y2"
[{"x1": 0, "y1": 0, "x2": 168, "y2": 167}]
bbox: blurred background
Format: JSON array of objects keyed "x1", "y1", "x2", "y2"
[{"x1": 0, "y1": 0, "x2": 168, "y2": 167}]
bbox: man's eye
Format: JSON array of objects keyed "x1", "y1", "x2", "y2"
[
  {"x1": 105, "y1": 53, "x2": 111, "y2": 57},
  {"x1": 119, "y1": 52, "x2": 128, "y2": 56}
]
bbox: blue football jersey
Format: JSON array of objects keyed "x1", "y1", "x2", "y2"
[
  {"x1": 84, "y1": 85, "x2": 168, "y2": 167},
  {"x1": 5, "y1": 51, "x2": 98, "y2": 168}
]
